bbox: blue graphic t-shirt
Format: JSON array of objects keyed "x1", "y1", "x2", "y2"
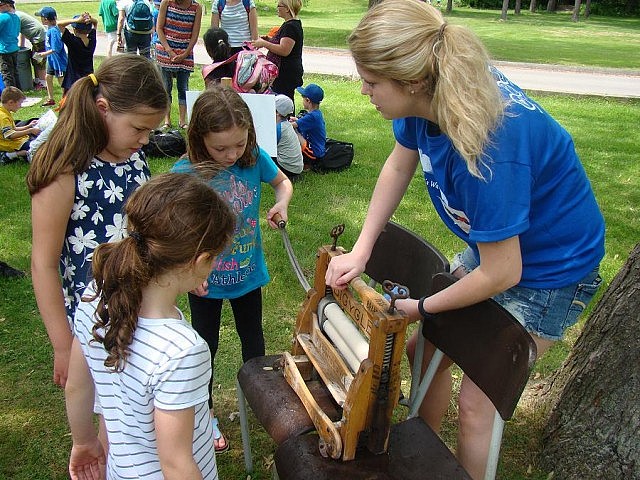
[
  {"x1": 172, "y1": 147, "x2": 278, "y2": 299},
  {"x1": 393, "y1": 67, "x2": 604, "y2": 289}
]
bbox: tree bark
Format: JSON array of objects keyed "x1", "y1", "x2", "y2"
[
  {"x1": 540, "y1": 243, "x2": 640, "y2": 479},
  {"x1": 530, "y1": 0, "x2": 537, "y2": 12},
  {"x1": 585, "y1": 0, "x2": 591, "y2": 17},
  {"x1": 547, "y1": 0, "x2": 557, "y2": 12},
  {"x1": 515, "y1": 0, "x2": 522, "y2": 14},
  {"x1": 500, "y1": 0, "x2": 510, "y2": 20},
  {"x1": 446, "y1": 0, "x2": 453, "y2": 14},
  {"x1": 572, "y1": 0, "x2": 581, "y2": 21}
]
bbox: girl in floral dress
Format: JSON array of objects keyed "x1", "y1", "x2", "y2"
[{"x1": 27, "y1": 54, "x2": 168, "y2": 388}]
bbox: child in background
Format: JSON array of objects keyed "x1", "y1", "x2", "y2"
[
  {"x1": 290, "y1": 83, "x2": 325, "y2": 169},
  {"x1": 27, "y1": 55, "x2": 168, "y2": 388},
  {"x1": 98, "y1": 0, "x2": 119, "y2": 56},
  {"x1": 274, "y1": 94, "x2": 302, "y2": 180},
  {"x1": 201, "y1": 27, "x2": 235, "y2": 89},
  {"x1": 0, "y1": 86, "x2": 41, "y2": 164},
  {"x1": 66, "y1": 172, "x2": 235, "y2": 479},
  {"x1": 155, "y1": 0, "x2": 203, "y2": 130},
  {"x1": 35, "y1": 6, "x2": 67, "y2": 107},
  {"x1": 172, "y1": 86, "x2": 293, "y2": 453},
  {"x1": 151, "y1": 0, "x2": 161, "y2": 58},
  {"x1": 58, "y1": 13, "x2": 98, "y2": 95}
]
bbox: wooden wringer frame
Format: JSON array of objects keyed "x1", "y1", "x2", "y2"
[{"x1": 282, "y1": 224, "x2": 411, "y2": 461}]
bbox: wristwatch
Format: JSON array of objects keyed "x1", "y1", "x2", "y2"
[{"x1": 417, "y1": 296, "x2": 437, "y2": 321}]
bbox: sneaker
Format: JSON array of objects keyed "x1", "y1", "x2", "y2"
[
  {"x1": 34, "y1": 84, "x2": 46, "y2": 91},
  {"x1": 42, "y1": 99, "x2": 56, "y2": 107},
  {"x1": 0, "y1": 261, "x2": 25, "y2": 278}
]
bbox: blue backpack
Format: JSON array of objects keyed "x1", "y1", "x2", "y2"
[
  {"x1": 217, "y1": 0, "x2": 251, "y2": 16},
  {"x1": 127, "y1": 0, "x2": 153, "y2": 33}
]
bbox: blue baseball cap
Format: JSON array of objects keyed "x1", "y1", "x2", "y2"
[
  {"x1": 35, "y1": 6, "x2": 57, "y2": 20},
  {"x1": 296, "y1": 83, "x2": 324, "y2": 104}
]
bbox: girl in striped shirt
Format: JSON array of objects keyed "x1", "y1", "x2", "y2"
[{"x1": 65, "y1": 172, "x2": 235, "y2": 479}]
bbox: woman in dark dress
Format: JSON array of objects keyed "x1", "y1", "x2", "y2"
[{"x1": 251, "y1": 0, "x2": 302, "y2": 102}]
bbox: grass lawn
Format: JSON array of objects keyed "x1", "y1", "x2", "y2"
[
  {"x1": 20, "y1": 0, "x2": 640, "y2": 68},
  {"x1": 1, "y1": 4, "x2": 639, "y2": 479}
]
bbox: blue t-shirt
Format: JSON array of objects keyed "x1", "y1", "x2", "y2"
[
  {"x1": 171, "y1": 147, "x2": 279, "y2": 299},
  {"x1": 45, "y1": 25, "x2": 68, "y2": 72},
  {"x1": 0, "y1": 12, "x2": 20, "y2": 54},
  {"x1": 297, "y1": 109, "x2": 326, "y2": 158},
  {"x1": 393, "y1": 67, "x2": 604, "y2": 289}
]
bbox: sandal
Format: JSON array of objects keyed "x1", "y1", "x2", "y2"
[
  {"x1": 179, "y1": 123, "x2": 188, "y2": 130},
  {"x1": 211, "y1": 417, "x2": 230, "y2": 454},
  {"x1": 161, "y1": 123, "x2": 171, "y2": 130}
]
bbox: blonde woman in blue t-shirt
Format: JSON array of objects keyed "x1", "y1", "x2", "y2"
[{"x1": 325, "y1": 1, "x2": 605, "y2": 478}]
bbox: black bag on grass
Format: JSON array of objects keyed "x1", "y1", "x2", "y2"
[
  {"x1": 142, "y1": 129, "x2": 186, "y2": 158},
  {"x1": 311, "y1": 138, "x2": 354, "y2": 173}
]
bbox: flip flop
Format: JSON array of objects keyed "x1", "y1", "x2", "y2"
[
  {"x1": 211, "y1": 417, "x2": 230, "y2": 454},
  {"x1": 179, "y1": 123, "x2": 188, "y2": 130}
]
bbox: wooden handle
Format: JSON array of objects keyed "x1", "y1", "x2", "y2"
[{"x1": 272, "y1": 212, "x2": 286, "y2": 228}]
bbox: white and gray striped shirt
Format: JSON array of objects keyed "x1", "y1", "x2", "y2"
[
  {"x1": 74, "y1": 285, "x2": 218, "y2": 479},
  {"x1": 214, "y1": 0, "x2": 255, "y2": 47}
]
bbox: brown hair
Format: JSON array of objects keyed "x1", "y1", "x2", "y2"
[
  {"x1": 26, "y1": 55, "x2": 168, "y2": 195},
  {"x1": 90, "y1": 173, "x2": 235, "y2": 372},
  {"x1": 1, "y1": 86, "x2": 25, "y2": 103},
  {"x1": 348, "y1": 0, "x2": 504, "y2": 178},
  {"x1": 187, "y1": 86, "x2": 257, "y2": 171}
]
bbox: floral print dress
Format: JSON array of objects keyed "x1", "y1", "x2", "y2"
[{"x1": 60, "y1": 153, "x2": 150, "y2": 325}]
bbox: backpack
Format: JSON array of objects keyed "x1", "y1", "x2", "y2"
[
  {"x1": 232, "y1": 45, "x2": 278, "y2": 94},
  {"x1": 217, "y1": 0, "x2": 251, "y2": 16},
  {"x1": 127, "y1": 0, "x2": 153, "y2": 33},
  {"x1": 142, "y1": 129, "x2": 187, "y2": 158},
  {"x1": 311, "y1": 138, "x2": 354, "y2": 173},
  {"x1": 201, "y1": 53, "x2": 238, "y2": 88}
]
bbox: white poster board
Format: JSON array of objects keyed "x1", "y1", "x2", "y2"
[{"x1": 185, "y1": 91, "x2": 277, "y2": 158}]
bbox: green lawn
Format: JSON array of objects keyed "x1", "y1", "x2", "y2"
[{"x1": 22, "y1": 0, "x2": 640, "y2": 68}]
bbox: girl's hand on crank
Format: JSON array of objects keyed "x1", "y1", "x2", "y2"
[
  {"x1": 325, "y1": 252, "x2": 366, "y2": 290},
  {"x1": 190, "y1": 280, "x2": 209, "y2": 297},
  {"x1": 267, "y1": 205, "x2": 287, "y2": 229}
]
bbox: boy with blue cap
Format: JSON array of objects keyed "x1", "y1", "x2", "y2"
[
  {"x1": 290, "y1": 83, "x2": 326, "y2": 169},
  {"x1": 34, "y1": 6, "x2": 67, "y2": 106}
]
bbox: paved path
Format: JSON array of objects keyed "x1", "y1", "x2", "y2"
[{"x1": 92, "y1": 30, "x2": 640, "y2": 98}]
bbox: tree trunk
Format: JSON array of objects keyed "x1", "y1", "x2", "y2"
[
  {"x1": 585, "y1": 0, "x2": 592, "y2": 17},
  {"x1": 530, "y1": 0, "x2": 537, "y2": 12},
  {"x1": 446, "y1": 0, "x2": 453, "y2": 14},
  {"x1": 540, "y1": 243, "x2": 640, "y2": 479},
  {"x1": 515, "y1": 0, "x2": 522, "y2": 14},
  {"x1": 572, "y1": 0, "x2": 581, "y2": 21},
  {"x1": 547, "y1": 0, "x2": 557, "y2": 12},
  {"x1": 500, "y1": 0, "x2": 510, "y2": 20}
]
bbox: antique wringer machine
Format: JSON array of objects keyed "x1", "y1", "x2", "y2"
[{"x1": 279, "y1": 223, "x2": 412, "y2": 461}]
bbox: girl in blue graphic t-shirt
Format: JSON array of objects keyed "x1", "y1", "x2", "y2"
[
  {"x1": 172, "y1": 86, "x2": 293, "y2": 454},
  {"x1": 325, "y1": 2, "x2": 605, "y2": 479}
]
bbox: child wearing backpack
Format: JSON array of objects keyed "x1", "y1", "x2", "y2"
[
  {"x1": 171, "y1": 86, "x2": 293, "y2": 454},
  {"x1": 290, "y1": 83, "x2": 325, "y2": 169},
  {"x1": 117, "y1": 0, "x2": 154, "y2": 58},
  {"x1": 202, "y1": 27, "x2": 236, "y2": 88},
  {"x1": 211, "y1": 0, "x2": 257, "y2": 54}
]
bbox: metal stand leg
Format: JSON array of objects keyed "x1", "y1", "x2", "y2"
[{"x1": 236, "y1": 377, "x2": 253, "y2": 473}]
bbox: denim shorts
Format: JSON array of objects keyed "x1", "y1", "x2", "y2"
[{"x1": 450, "y1": 247, "x2": 602, "y2": 341}]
